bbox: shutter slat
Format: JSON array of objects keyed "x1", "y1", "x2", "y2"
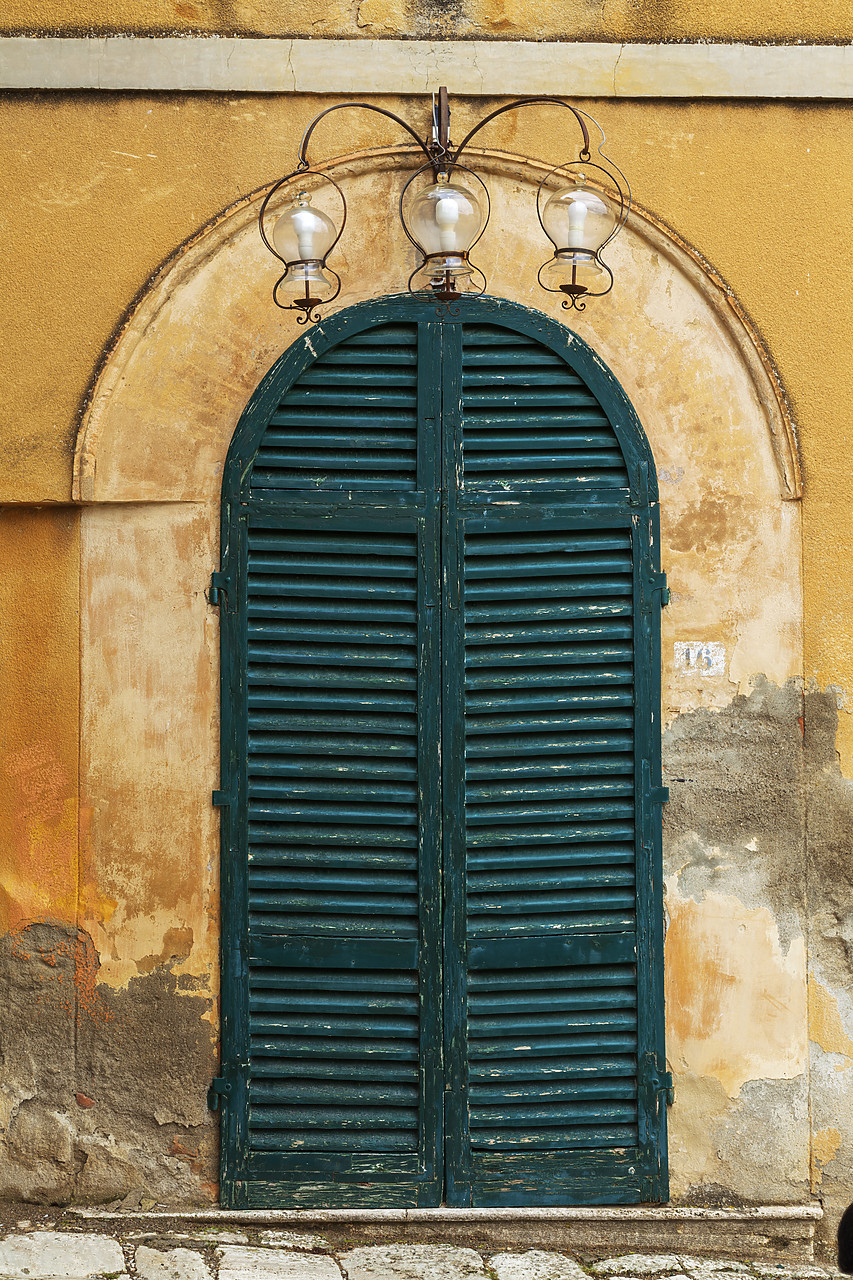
[{"x1": 252, "y1": 1081, "x2": 419, "y2": 1104}]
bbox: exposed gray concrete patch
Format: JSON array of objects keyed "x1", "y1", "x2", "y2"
[
  {"x1": 664, "y1": 677, "x2": 806, "y2": 951},
  {"x1": 0, "y1": 922, "x2": 217, "y2": 1205},
  {"x1": 804, "y1": 688, "x2": 853, "y2": 991},
  {"x1": 340, "y1": 1244, "x2": 488, "y2": 1280},
  {"x1": 710, "y1": 1076, "x2": 811, "y2": 1201},
  {"x1": 135, "y1": 1245, "x2": 212, "y2": 1280},
  {"x1": 0, "y1": 1230, "x2": 126, "y2": 1277},
  {"x1": 490, "y1": 1252, "x2": 588, "y2": 1280}
]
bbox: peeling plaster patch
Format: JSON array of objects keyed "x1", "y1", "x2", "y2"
[
  {"x1": 675, "y1": 642, "x2": 726, "y2": 678},
  {"x1": 665, "y1": 886, "x2": 807, "y2": 1097},
  {"x1": 812, "y1": 1127, "x2": 842, "y2": 1184},
  {"x1": 0, "y1": 922, "x2": 216, "y2": 1204},
  {"x1": 668, "y1": 1071, "x2": 810, "y2": 1202},
  {"x1": 664, "y1": 678, "x2": 806, "y2": 951},
  {"x1": 809, "y1": 975, "x2": 853, "y2": 1062}
]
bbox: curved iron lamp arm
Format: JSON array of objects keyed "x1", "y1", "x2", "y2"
[
  {"x1": 297, "y1": 102, "x2": 437, "y2": 170},
  {"x1": 451, "y1": 97, "x2": 592, "y2": 164}
]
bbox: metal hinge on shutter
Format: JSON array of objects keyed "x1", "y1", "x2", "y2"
[
  {"x1": 207, "y1": 1076, "x2": 231, "y2": 1111},
  {"x1": 642, "y1": 570, "x2": 669, "y2": 612},
  {"x1": 641, "y1": 759, "x2": 669, "y2": 808},
  {"x1": 208, "y1": 1061, "x2": 248, "y2": 1111},
  {"x1": 208, "y1": 570, "x2": 229, "y2": 608},
  {"x1": 642, "y1": 1052, "x2": 674, "y2": 1107}
]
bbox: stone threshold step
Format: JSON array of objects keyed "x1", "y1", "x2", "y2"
[
  {"x1": 72, "y1": 1207, "x2": 823, "y2": 1223},
  {"x1": 70, "y1": 1204, "x2": 824, "y2": 1264}
]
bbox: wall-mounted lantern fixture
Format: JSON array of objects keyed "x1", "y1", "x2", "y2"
[{"x1": 258, "y1": 87, "x2": 629, "y2": 323}]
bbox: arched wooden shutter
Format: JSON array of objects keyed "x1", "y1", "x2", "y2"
[
  {"x1": 444, "y1": 322, "x2": 665, "y2": 1204},
  {"x1": 217, "y1": 298, "x2": 668, "y2": 1209}
]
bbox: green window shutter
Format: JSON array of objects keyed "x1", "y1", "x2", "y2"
[
  {"x1": 218, "y1": 298, "x2": 667, "y2": 1210},
  {"x1": 220, "y1": 317, "x2": 444, "y2": 1207},
  {"x1": 441, "y1": 317, "x2": 664, "y2": 1205}
]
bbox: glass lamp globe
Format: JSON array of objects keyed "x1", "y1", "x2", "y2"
[
  {"x1": 540, "y1": 250, "x2": 610, "y2": 298},
  {"x1": 408, "y1": 173, "x2": 483, "y2": 279},
  {"x1": 272, "y1": 191, "x2": 337, "y2": 264},
  {"x1": 276, "y1": 261, "x2": 339, "y2": 310},
  {"x1": 542, "y1": 175, "x2": 616, "y2": 255}
]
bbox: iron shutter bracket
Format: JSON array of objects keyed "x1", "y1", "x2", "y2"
[
  {"x1": 209, "y1": 570, "x2": 229, "y2": 608},
  {"x1": 643, "y1": 1052, "x2": 675, "y2": 1107},
  {"x1": 207, "y1": 1076, "x2": 233, "y2": 1111},
  {"x1": 208, "y1": 1060, "x2": 249, "y2": 1111}
]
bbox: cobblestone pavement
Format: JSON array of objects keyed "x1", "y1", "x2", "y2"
[{"x1": 0, "y1": 1226, "x2": 842, "y2": 1280}]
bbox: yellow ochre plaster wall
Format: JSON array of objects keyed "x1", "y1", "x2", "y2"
[
  {"x1": 2, "y1": 82, "x2": 853, "y2": 1226},
  {"x1": 0, "y1": 508, "x2": 80, "y2": 936},
  {"x1": 3, "y1": 0, "x2": 853, "y2": 41}
]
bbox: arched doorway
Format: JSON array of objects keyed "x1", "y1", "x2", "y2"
[{"x1": 216, "y1": 295, "x2": 669, "y2": 1208}]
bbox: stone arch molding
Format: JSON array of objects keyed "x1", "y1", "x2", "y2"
[{"x1": 74, "y1": 146, "x2": 800, "y2": 505}]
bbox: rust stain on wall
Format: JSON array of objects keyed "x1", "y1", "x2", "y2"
[{"x1": 10, "y1": 922, "x2": 112, "y2": 1027}]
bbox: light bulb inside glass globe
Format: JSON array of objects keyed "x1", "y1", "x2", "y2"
[
  {"x1": 409, "y1": 259, "x2": 481, "y2": 300},
  {"x1": 542, "y1": 175, "x2": 616, "y2": 254},
  {"x1": 276, "y1": 261, "x2": 339, "y2": 312},
  {"x1": 272, "y1": 191, "x2": 337, "y2": 264},
  {"x1": 408, "y1": 173, "x2": 483, "y2": 265},
  {"x1": 540, "y1": 250, "x2": 610, "y2": 298}
]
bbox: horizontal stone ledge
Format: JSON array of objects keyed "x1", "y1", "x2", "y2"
[
  {"x1": 1, "y1": 37, "x2": 853, "y2": 98},
  {"x1": 72, "y1": 1204, "x2": 823, "y2": 1223}
]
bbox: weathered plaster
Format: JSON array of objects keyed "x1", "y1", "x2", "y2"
[
  {"x1": 0, "y1": 922, "x2": 217, "y2": 1203},
  {"x1": 73, "y1": 149, "x2": 799, "y2": 510},
  {"x1": 2, "y1": 0, "x2": 853, "y2": 42},
  {"x1": 665, "y1": 890, "x2": 807, "y2": 1097},
  {"x1": 0, "y1": 509, "x2": 80, "y2": 936},
  {"x1": 79, "y1": 502, "x2": 220, "y2": 991},
  {"x1": 803, "y1": 689, "x2": 853, "y2": 1242}
]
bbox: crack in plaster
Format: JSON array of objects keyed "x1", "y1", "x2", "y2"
[{"x1": 613, "y1": 42, "x2": 625, "y2": 95}]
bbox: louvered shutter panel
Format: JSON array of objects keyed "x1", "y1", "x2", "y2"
[
  {"x1": 220, "y1": 299, "x2": 667, "y2": 1209},
  {"x1": 443, "y1": 321, "x2": 658, "y2": 1204},
  {"x1": 223, "y1": 319, "x2": 443, "y2": 1206}
]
